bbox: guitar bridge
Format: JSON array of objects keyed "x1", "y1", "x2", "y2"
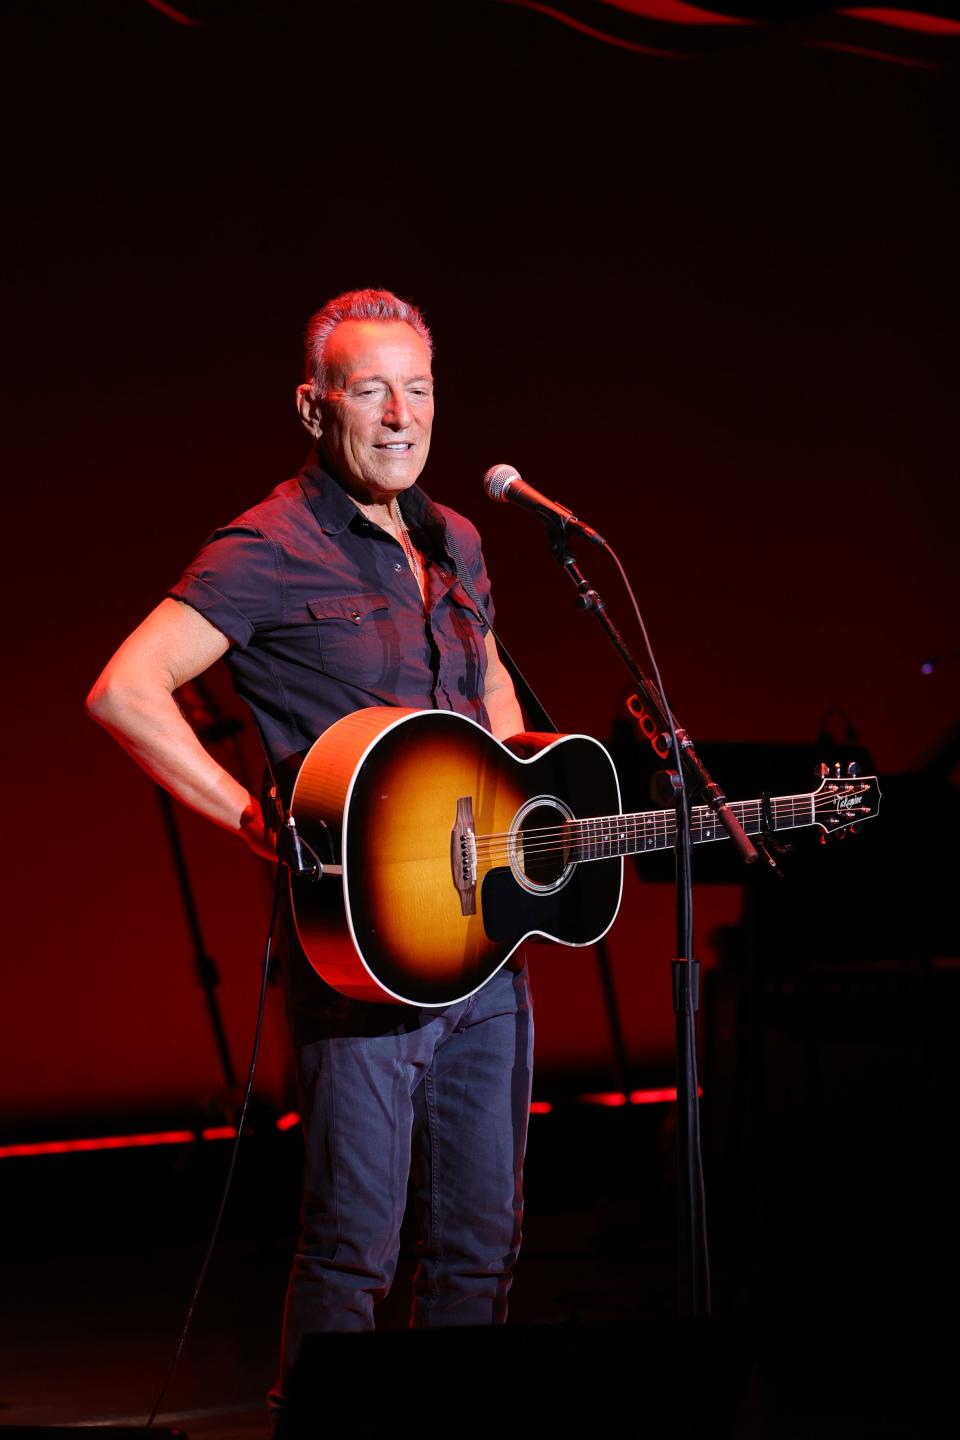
[{"x1": 450, "y1": 796, "x2": 478, "y2": 916}]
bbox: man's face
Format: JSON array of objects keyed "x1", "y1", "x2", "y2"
[{"x1": 313, "y1": 319, "x2": 434, "y2": 503}]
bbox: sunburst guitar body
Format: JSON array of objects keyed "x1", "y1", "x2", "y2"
[{"x1": 289, "y1": 708, "x2": 622, "y2": 1006}]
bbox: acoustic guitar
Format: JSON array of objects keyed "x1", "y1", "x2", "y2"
[{"x1": 288, "y1": 707, "x2": 880, "y2": 1007}]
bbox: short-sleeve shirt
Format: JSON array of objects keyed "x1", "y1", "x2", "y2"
[{"x1": 168, "y1": 465, "x2": 494, "y2": 792}]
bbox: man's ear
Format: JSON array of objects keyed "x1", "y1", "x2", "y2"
[{"x1": 296, "y1": 383, "x2": 323, "y2": 440}]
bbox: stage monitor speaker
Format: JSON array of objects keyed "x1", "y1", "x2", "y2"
[{"x1": 280, "y1": 1318, "x2": 748, "y2": 1439}]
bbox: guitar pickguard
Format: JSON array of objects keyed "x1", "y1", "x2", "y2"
[{"x1": 480, "y1": 859, "x2": 622, "y2": 947}]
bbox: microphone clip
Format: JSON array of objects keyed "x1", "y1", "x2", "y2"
[{"x1": 756, "y1": 792, "x2": 793, "y2": 878}]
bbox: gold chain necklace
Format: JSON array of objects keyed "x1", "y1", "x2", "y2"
[{"x1": 393, "y1": 502, "x2": 427, "y2": 606}]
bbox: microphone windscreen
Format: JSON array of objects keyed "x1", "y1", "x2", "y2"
[{"x1": 483, "y1": 463, "x2": 520, "y2": 500}]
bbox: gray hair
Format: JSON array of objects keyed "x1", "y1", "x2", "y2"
[{"x1": 304, "y1": 287, "x2": 433, "y2": 393}]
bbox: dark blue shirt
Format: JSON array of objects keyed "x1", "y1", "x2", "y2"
[{"x1": 168, "y1": 465, "x2": 494, "y2": 790}]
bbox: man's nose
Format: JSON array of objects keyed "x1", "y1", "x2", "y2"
[{"x1": 382, "y1": 388, "x2": 411, "y2": 429}]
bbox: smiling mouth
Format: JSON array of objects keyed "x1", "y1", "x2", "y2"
[{"x1": 375, "y1": 442, "x2": 415, "y2": 452}]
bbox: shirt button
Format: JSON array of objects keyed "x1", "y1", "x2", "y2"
[
  {"x1": 351, "y1": 610, "x2": 361, "y2": 623},
  {"x1": 393, "y1": 561, "x2": 403, "y2": 572}
]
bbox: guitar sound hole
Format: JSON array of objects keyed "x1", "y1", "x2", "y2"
[{"x1": 510, "y1": 798, "x2": 575, "y2": 895}]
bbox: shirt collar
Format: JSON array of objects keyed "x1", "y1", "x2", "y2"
[
  {"x1": 298, "y1": 463, "x2": 451, "y2": 563},
  {"x1": 298, "y1": 464, "x2": 363, "y2": 535}
]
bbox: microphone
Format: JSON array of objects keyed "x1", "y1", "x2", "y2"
[{"x1": 483, "y1": 464, "x2": 605, "y2": 547}]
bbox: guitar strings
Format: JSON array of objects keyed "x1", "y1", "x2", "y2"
[
  {"x1": 465, "y1": 793, "x2": 860, "y2": 867},
  {"x1": 470, "y1": 824, "x2": 864, "y2": 867},
  {"x1": 469, "y1": 797, "x2": 821, "y2": 855},
  {"x1": 469, "y1": 821, "x2": 830, "y2": 867},
  {"x1": 468, "y1": 794, "x2": 827, "y2": 844},
  {"x1": 472, "y1": 829, "x2": 802, "y2": 862}
]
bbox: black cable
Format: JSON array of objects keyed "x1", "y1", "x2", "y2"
[{"x1": 145, "y1": 861, "x2": 285, "y2": 1427}]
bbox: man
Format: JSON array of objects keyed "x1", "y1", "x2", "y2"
[{"x1": 86, "y1": 288, "x2": 534, "y2": 1407}]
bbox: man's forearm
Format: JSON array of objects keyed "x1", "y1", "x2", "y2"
[
  {"x1": 481, "y1": 630, "x2": 525, "y2": 741},
  {"x1": 87, "y1": 680, "x2": 257, "y2": 837},
  {"x1": 485, "y1": 681, "x2": 524, "y2": 742}
]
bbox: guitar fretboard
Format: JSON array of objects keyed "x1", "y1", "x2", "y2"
[{"x1": 569, "y1": 794, "x2": 815, "y2": 863}]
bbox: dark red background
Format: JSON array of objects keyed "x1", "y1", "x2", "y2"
[{"x1": 4, "y1": 2, "x2": 957, "y2": 1131}]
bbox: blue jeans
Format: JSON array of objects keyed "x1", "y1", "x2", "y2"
[{"x1": 276, "y1": 958, "x2": 534, "y2": 1397}]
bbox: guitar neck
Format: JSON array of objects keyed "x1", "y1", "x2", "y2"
[{"x1": 572, "y1": 793, "x2": 814, "y2": 862}]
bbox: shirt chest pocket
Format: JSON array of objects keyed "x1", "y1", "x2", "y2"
[{"x1": 306, "y1": 593, "x2": 398, "y2": 688}]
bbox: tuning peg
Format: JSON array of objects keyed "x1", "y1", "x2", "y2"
[
  {"x1": 816, "y1": 762, "x2": 830, "y2": 780},
  {"x1": 847, "y1": 761, "x2": 861, "y2": 777},
  {"x1": 834, "y1": 761, "x2": 842, "y2": 778}
]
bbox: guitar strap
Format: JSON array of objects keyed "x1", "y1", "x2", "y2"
[{"x1": 441, "y1": 525, "x2": 559, "y2": 735}]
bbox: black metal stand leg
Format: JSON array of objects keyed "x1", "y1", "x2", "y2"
[
  {"x1": 156, "y1": 787, "x2": 238, "y2": 1093},
  {"x1": 673, "y1": 957, "x2": 711, "y2": 1317},
  {"x1": 593, "y1": 935, "x2": 633, "y2": 1096}
]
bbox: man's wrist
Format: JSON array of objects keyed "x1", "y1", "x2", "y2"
[
  {"x1": 238, "y1": 796, "x2": 273, "y2": 854},
  {"x1": 238, "y1": 795, "x2": 261, "y2": 834}
]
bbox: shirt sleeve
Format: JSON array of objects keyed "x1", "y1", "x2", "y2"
[{"x1": 167, "y1": 526, "x2": 282, "y2": 651}]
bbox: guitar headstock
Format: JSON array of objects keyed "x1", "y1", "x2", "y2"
[{"x1": 812, "y1": 762, "x2": 881, "y2": 835}]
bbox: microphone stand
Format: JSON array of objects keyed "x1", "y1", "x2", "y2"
[{"x1": 545, "y1": 521, "x2": 758, "y2": 1318}]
